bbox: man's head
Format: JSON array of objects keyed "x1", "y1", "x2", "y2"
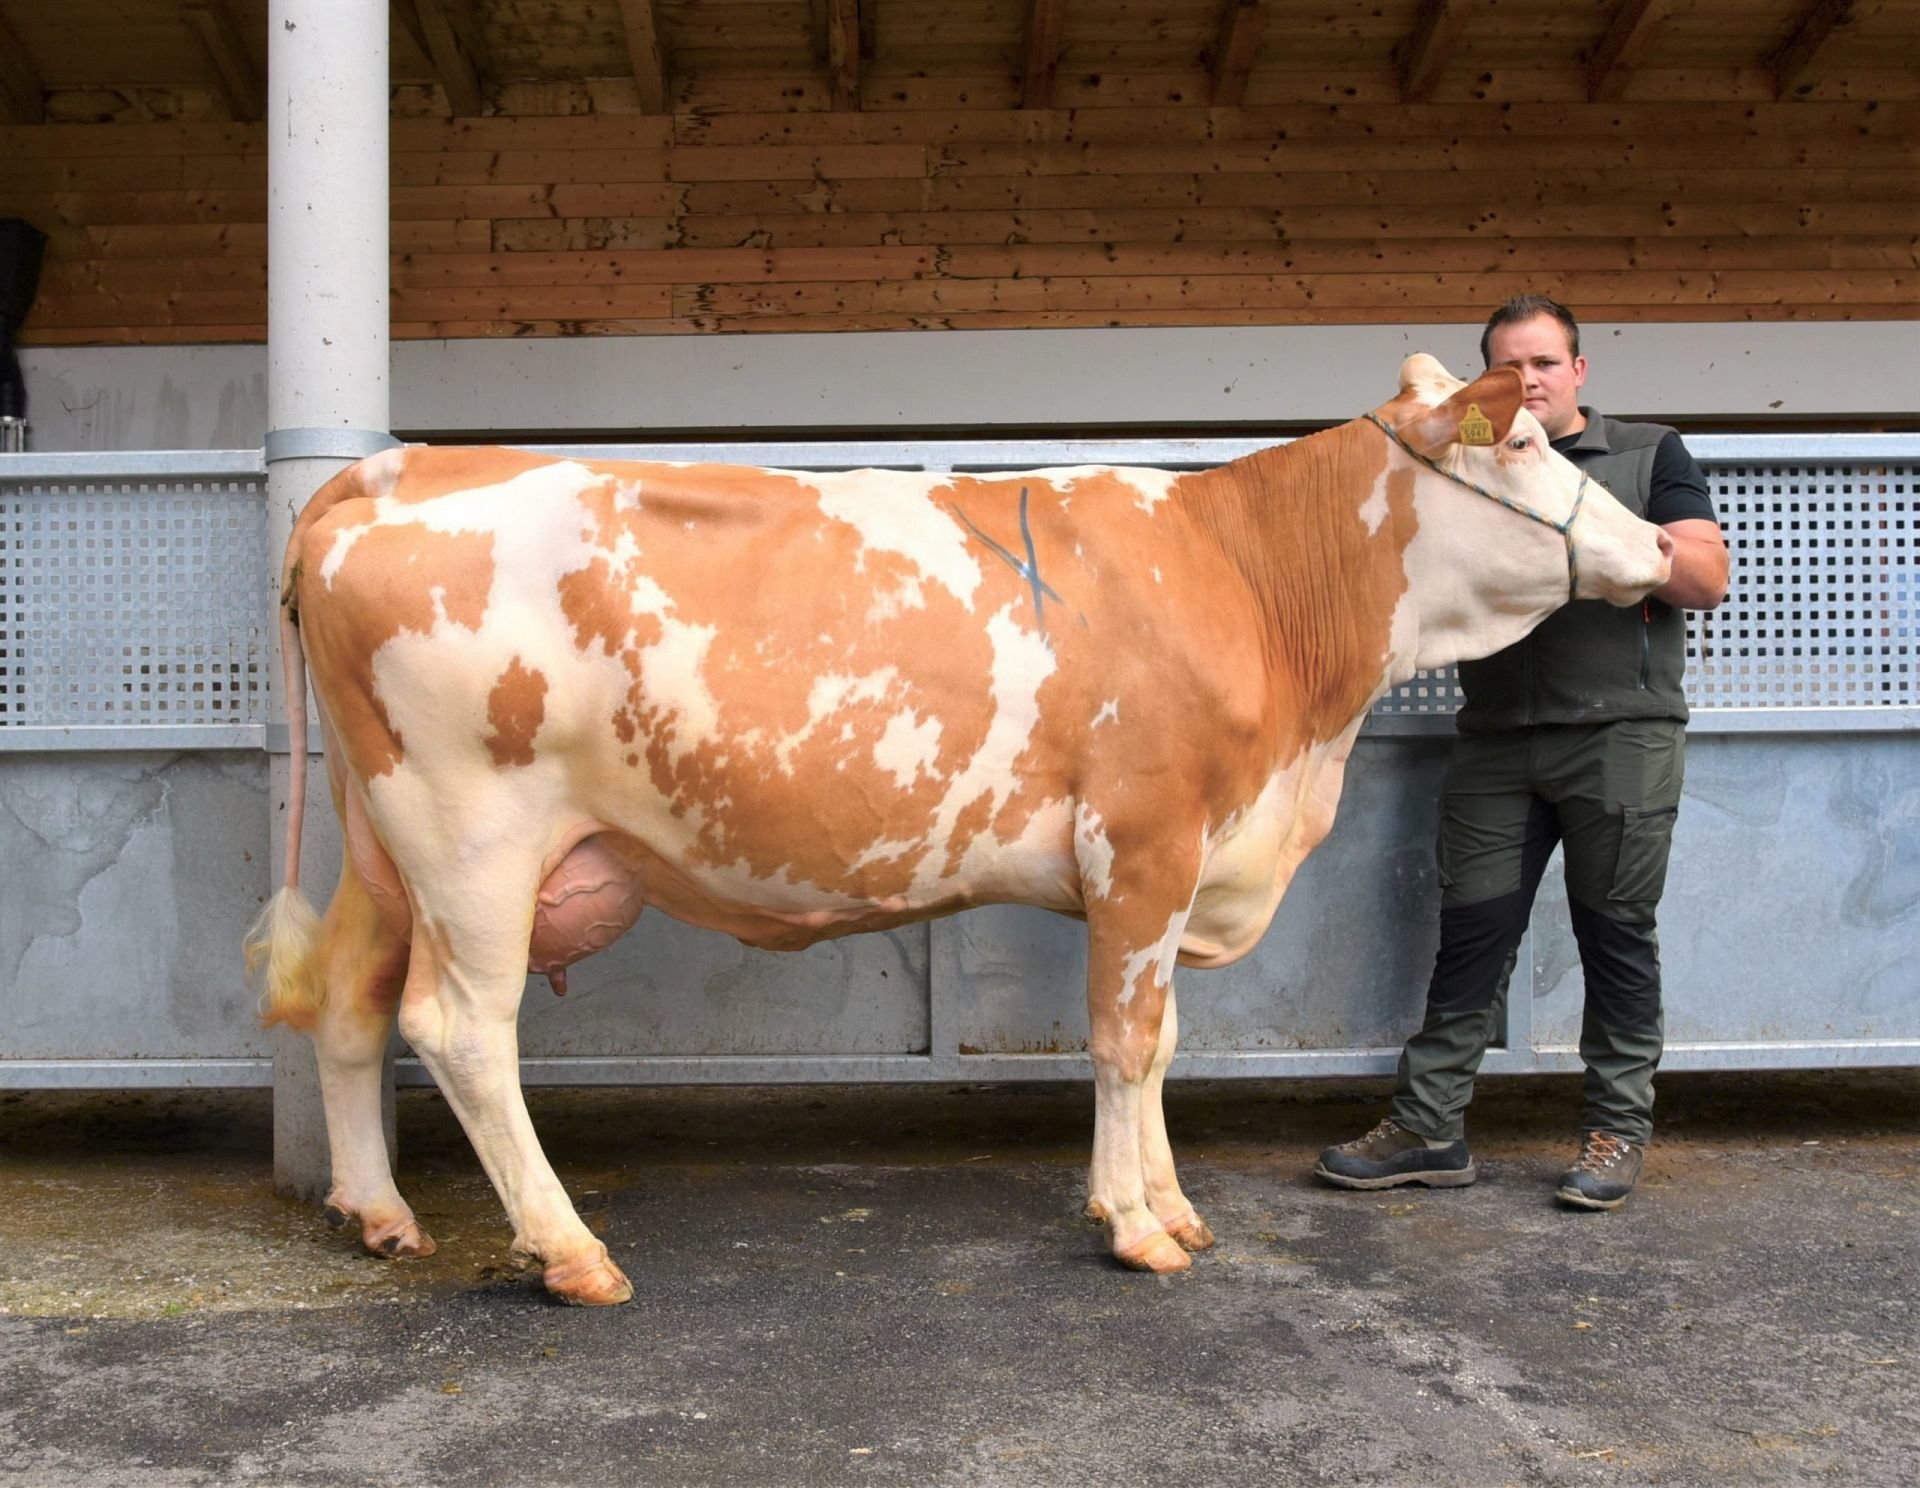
[{"x1": 1481, "y1": 295, "x2": 1587, "y2": 441}]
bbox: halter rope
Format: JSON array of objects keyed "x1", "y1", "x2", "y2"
[{"x1": 1361, "y1": 411, "x2": 1588, "y2": 603}]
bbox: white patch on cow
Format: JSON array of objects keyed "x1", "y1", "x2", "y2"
[
  {"x1": 640, "y1": 619, "x2": 722, "y2": 768},
  {"x1": 1356, "y1": 464, "x2": 1392, "y2": 536},
  {"x1": 910, "y1": 605, "x2": 1058, "y2": 897},
  {"x1": 774, "y1": 668, "x2": 899, "y2": 774},
  {"x1": 1152, "y1": 565, "x2": 1163, "y2": 585},
  {"x1": 867, "y1": 574, "x2": 927, "y2": 624},
  {"x1": 808, "y1": 473, "x2": 983, "y2": 611},
  {"x1": 1119, "y1": 469, "x2": 1179, "y2": 516},
  {"x1": 1092, "y1": 699, "x2": 1120, "y2": 729},
  {"x1": 851, "y1": 835, "x2": 923, "y2": 870},
  {"x1": 874, "y1": 707, "x2": 943, "y2": 789},
  {"x1": 1119, "y1": 904, "x2": 1193, "y2": 1006},
  {"x1": 1074, "y1": 802, "x2": 1116, "y2": 901}
]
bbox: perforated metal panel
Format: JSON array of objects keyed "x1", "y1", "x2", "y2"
[
  {"x1": 0, "y1": 474, "x2": 270, "y2": 740},
  {"x1": 0, "y1": 442, "x2": 1914, "y2": 752},
  {"x1": 1688, "y1": 460, "x2": 1917, "y2": 709}
]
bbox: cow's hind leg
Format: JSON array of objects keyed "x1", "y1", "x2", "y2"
[
  {"x1": 1083, "y1": 875, "x2": 1202, "y2": 1275},
  {"x1": 397, "y1": 883, "x2": 631, "y2": 1307},
  {"x1": 310, "y1": 859, "x2": 435, "y2": 1259}
]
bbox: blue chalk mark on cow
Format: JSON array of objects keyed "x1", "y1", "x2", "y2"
[{"x1": 954, "y1": 486, "x2": 1063, "y2": 633}]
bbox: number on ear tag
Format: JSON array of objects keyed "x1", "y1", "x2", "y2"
[{"x1": 1458, "y1": 403, "x2": 1496, "y2": 446}]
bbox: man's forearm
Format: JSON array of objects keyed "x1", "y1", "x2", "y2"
[{"x1": 1654, "y1": 521, "x2": 1729, "y2": 610}]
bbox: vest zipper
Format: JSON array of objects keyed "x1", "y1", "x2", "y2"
[{"x1": 1639, "y1": 602, "x2": 1652, "y2": 690}]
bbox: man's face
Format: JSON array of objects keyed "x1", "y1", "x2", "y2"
[{"x1": 1485, "y1": 314, "x2": 1587, "y2": 440}]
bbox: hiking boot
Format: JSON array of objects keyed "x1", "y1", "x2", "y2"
[
  {"x1": 1556, "y1": 1131, "x2": 1644, "y2": 1210},
  {"x1": 1314, "y1": 1117, "x2": 1477, "y2": 1190}
]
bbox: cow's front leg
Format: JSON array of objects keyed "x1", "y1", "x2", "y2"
[
  {"x1": 308, "y1": 862, "x2": 436, "y2": 1260},
  {"x1": 398, "y1": 912, "x2": 631, "y2": 1307},
  {"x1": 1139, "y1": 985, "x2": 1214, "y2": 1252},
  {"x1": 1084, "y1": 889, "x2": 1200, "y2": 1275}
]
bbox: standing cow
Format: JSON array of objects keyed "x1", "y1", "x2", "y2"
[{"x1": 248, "y1": 354, "x2": 1672, "y2": 1305}]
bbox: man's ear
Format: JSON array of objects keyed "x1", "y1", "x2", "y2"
[{"x1": 1401, "y1": 366, "x2": 1525, "y2": 459}]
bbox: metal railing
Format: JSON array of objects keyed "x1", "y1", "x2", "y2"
[{"x1": 2, "y1": 436, "x2": 1914, "y2": 752}]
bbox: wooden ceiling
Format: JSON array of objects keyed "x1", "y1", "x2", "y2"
[{"x1": 0, "y1": 0, "x2": 1914, "y2": 125}]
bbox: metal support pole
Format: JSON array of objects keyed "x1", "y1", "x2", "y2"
[{"x1": 267, "y1": 0, "x2": 393, "y2": 1203}]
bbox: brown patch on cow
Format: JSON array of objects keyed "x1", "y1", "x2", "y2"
[
  {"x1": 612, "y1": 707, "x2": 636, "y2": 744},
  {"x1": 484, "y1": 657, "x2": 548, "y2": 768},
  {"x1": 383, "y1": 446, "x2": 559, "y2": 505},
  {"x1": 296, "y1": 511, "x2": 497, "y2": 779}
]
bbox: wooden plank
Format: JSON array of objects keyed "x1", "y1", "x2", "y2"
[
  {"x1": 827, "y1": 0, "x2": 862, "y2": 112},
  {"x1": 1768, "y1": 0, "x2": 1856, "y2": 99},
  {"x1": 389, "y1": 184, "x2": 684, "y2": 219},
  {"x1": 1398, "y1": 0, "x2": 1462, "y2": 104},
  {"x1": 677, "y1": 270, "x2": 1918, "y2": 319},
  {"x1": 1022, "y1": 0, "x2": 1065, "y2": 111},
  {"x1": 1588, "y1": 0, "x2": 1671, "y2": 104},
  {"x1": 0, "y1": 6, "x2": 46, "y2": 125},
  {"x1": 389, "y1": 247, "x2": 934, "y2": 286},
  {"x1": 391, "y1": 116, "x2": 674, "y2": 152},
  {"x1": 1208, "y1": 0, "x2": 1268, "y2": 108},
  {"x1": 389, "y1": 149, "x2": 671, "y2": 187},
  {"x1": 182, "y1": 2, "x2": 263, "y2": 123},
  {"x1": 670, "y1": 202, "x2": 1909, "y2": 248},
  {"x1": 614, "y1": 0, "x2": 670, "y2": 114},
  {"x1": 673, "y1": 102, "x2": 1920, "y2": 148}
]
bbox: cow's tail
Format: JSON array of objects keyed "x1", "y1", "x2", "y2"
[{"x1": 244, "y1": 456, "x2": 391, "y2": 1029}]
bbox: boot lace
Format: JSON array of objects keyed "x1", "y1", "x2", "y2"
[
  {"x1": 1347, "y1": 1117, "x2": 1403, "y2": 1151},
  {"x1": 1576, "y1": 1131, "x2": 1632, "y2": 1171}
]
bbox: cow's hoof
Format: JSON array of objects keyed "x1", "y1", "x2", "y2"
[
  {"x1": 544, "y1": 1251, "x2": 633, "y2": 1307},
  {"x1": 1163, "y1": 1211, "x2": 1216, "y2": 1253},
  {"x1": 364, "y1": 1217, "x2": 437, "y2": 1259},
  {"x1": 1112, "y1": 1230, "x2": 1193, "y2": 1274},
  {"x1": 1083, "y1": 1198, "x2": 1110, "y2": 1224}
]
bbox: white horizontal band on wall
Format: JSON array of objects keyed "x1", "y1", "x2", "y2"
[{"x1": 20, "y1": 320, "x2": 1920, "y2": 452}]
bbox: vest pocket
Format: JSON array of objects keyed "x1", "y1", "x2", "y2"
[{"x1": 1610, "y1": 804, "x2": 1679, "y2": 913}]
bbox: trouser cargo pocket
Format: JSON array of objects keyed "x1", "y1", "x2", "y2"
[{"x1": 1609, "y1": 804, "x2": 1678, "y2": 918}]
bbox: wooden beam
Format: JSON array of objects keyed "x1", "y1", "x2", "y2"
[
  {"x1": 615, "y1": 0, "x2": 669, "y2": 114},
  {"x1": 826, "y1": 0, "x2": 861, "y2": 111},
  {"x1": 1587, "y1": 0, "x2": 1669, "y2": 103},
  {"x1": 183, "y1": 2, "x2": 263, "y2": 123},
  {"x1": 1768, "y1": 0, "x2": 1855, "y2": 99},
  {"x1": 1023, "y1": 0, "x2": 1066, "y2": 111},
  {"x1": 1208, "y1": 0, "x2": 1267, "y2": 108},
  {"x1": 1398, "y1": 0, "x2": 1462, "y2": 104},
  {"x1": 400, "y1": 0, "x2": 484, "y2": 118},
  {"x1": 0, "y1": 6, "x2": 45, "y2": 125}
]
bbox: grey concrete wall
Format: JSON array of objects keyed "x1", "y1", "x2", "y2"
[{"x1": 20, "y1": 321, "x2": 1920, "y2": 451}]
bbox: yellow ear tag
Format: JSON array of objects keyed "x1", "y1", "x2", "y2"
[{"x1": 1458, "y1": 403, "x2": 1496, "y2": 446}]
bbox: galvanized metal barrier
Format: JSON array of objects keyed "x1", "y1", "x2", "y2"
[{"x1": 2, "y1": 436, "x2": 1915, "y2": 1088}]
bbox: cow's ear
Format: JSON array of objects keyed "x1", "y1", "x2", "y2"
[
  {"x1": 1402, "y1": 367, "x2": 1525, "y2": 458},
  {"x1": 1397, "y1": 352, "x2": 1460, "y2": 397}
]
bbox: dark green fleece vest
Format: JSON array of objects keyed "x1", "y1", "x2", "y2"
[{"x1": 1455, "y1": 412, "x2": 1688, "y2": 733}]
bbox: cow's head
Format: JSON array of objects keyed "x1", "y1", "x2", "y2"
[{"x1": 1377, "y1": 353, "x2": 1673, "y2": 670}]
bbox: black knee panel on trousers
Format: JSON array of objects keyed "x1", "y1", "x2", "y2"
[
  {"x1": 1566, "y1": 896, "x2": 1663, "y2": 1032},
  {"x1": 1426, "y1": 890, "x2": 1532, "y2": 1016}
]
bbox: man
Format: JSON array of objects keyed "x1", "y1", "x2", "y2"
[{"x1": 1317, "y1": 295, "x2": 1730, "y2": 1210}]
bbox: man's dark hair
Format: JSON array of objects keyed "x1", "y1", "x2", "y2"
[{"x1": 1480, "y1": 295, "x2": 1580, "y2": 368}]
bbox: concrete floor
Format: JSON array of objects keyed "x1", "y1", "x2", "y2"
[{"x1": 1, "y1": 1071, "x2": 1915, "y2": 1486}]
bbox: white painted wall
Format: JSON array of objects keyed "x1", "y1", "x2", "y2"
[{"x1": 19, "y1": 321, "x2": 1918, "y2": 451}]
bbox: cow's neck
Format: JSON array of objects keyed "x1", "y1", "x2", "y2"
[{"x1": 1176, "y1": 423, "x2": 1415, "y2": 752}]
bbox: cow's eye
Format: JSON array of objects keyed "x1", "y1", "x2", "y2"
[{"x1": 1508, "y1": 435, "x2": 1531, "y2": 452}]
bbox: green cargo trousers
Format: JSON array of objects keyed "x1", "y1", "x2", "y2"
[{"x1": 1389, "y1": 719, "x2": 1687, "y2": 1147}]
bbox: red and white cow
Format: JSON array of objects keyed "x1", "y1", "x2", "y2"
[{"x1": 247, "y1": 354, "x2": 1672, "y2": 1305}]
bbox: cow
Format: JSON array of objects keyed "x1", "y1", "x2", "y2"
[{"x1": 246, "y1": 354, "x2": 1673, "y2": 1306}]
